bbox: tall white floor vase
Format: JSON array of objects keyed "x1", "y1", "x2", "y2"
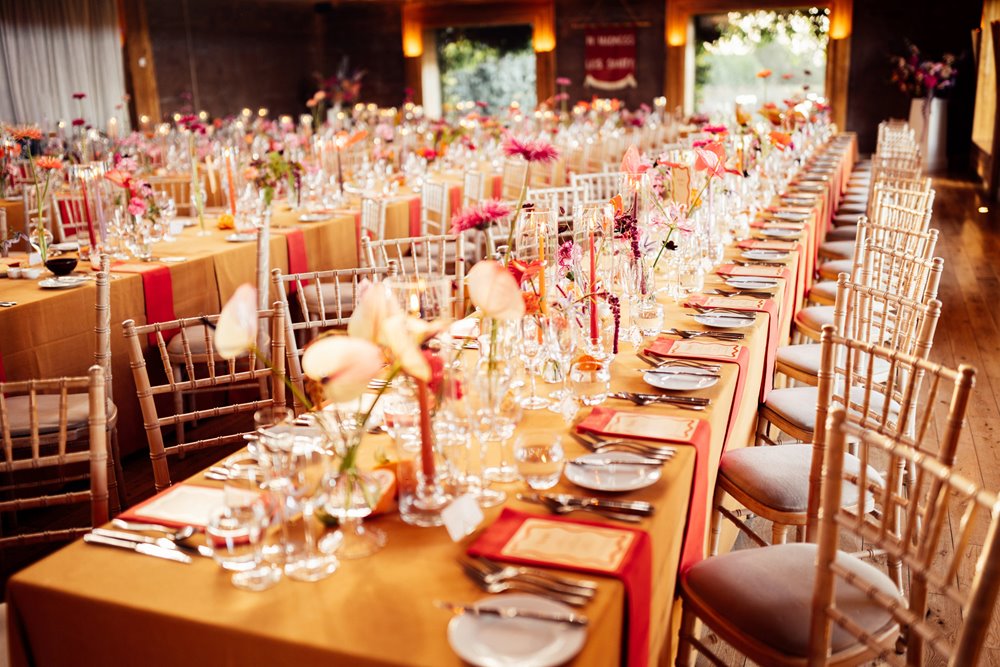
[{"x1": 908, "y1": 97, "x2": 948, "y2": 173}]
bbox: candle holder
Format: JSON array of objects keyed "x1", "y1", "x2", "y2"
[
  {"x1": 385, "y1": 274, "x2": 454, "y2": 527},
  {"x1": 572, "y1": 202, "x2": 614, "y2": 351}
]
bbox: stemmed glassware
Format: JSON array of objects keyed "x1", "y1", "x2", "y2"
[
  {"x1": 519, "y1": 315, "x2": 549, "y2": 410},
  {"x1": 543, "y1": 309, "x2": 578, "y2": 415}
]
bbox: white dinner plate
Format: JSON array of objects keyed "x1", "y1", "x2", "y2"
[
  {"x1": 448, "y1": 594, "x2": 587, "y2": 667},
  {"x1": 38, "y1": 276, "x2": 88, "y2": 289},
  {"x1": 759, "y1": 227, "x2": 801, "y2": 239},
  {"x1": 564, "y1": 452, "x2": 662, "y2": 493},
  {"x1": 693, "y1": 312, "x2": 756, "y2": 329},
  {"x1": 641, "y1": 366, "x2": 719, "y2": 392},
  {"x1": 724, "y1": 277, "x2": 779, "y2": 291},
  {"x1": 298, "y1": 213, "x2": 332, "y2": 223},
  {"x1": 225, "y1": 233, "x2": 257, "y2": 243},
  {"x1": 773, "y1": 210, "x2": 809, "y2": 222},
  {"x1": 741, "y1": 249, "x2": 790, "y2": 261},
  {"x1": 50, "y1": 242, "x2": 80, "y2": 253},
  {"x1": 794, "y1": 183, "x2": 824, "y2": 193},
  {"x1": 781, "y1": 195, "x2": 816, "y2": 206}
]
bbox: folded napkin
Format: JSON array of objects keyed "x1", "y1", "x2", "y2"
[
  {"x1": 643, "y1": 338, "x2": 750, "y2": 451},
  {"x1": 577, "y1": 406, "x2": 711, "y2": 570},
  {"x1": 686, "y1": 295, "x2": 779, "y2": 399},
  {"x1": 468, "y1": 508, "x2": 653, "y2": 667},
  {"x1": 112, "y1": 262, "x2": 178, "y2": 343},
  {"x1": 737, "y1": 239, "x2": 800, "y2": 252}
]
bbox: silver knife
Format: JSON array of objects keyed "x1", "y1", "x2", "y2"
[
  {"x1": 84, "y1": 533, "x2": 193, "y2": 564},
  {"x1": 568, "y1": 457, "x2": 663, "y2": 468},
  {"x1": 541, "y1": 493, "x2": 656, "y2": 516},
  {"x1": 93, "y1": 528, "x2": 212, "y2": 558},
  {"x1": 435, "y1": 600, "x2": 589, "y2": 626}
]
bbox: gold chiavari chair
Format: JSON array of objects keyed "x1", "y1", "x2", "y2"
[
  {"x1": 500, "y1": 159, "x2": 528, "y2": 200},
  {"x1": 796, "y1": 238, "x2": 942, "y2": 343},
  {"x1": 722, "y1": 295, "x2": 946, "y2": 559},
  {"x1": 0, "y1": 366, "x2": 108, "y2": 549},
  {"x1": 681, "y1": 388, "x2": 997, "y2": 667},
  {"x1": 272, "y1": 266, "x2": 390, "y2": 413},
  {"x1": 122, "y1": 303, "x2": 286, "y2": 491},
  {"x1": 147, "y1": 176, "x2": 193, "y2": 217},
  {"x1": 362, "y1": 234, "x2": 466, "y2": 317},
  {"x1": 570, "y1": 171, "x2": 623, "y2": 204},
  {"x1": 820, "y1": 188, "x2": 934, "y2": 262},
  {"x1": 420, "y1": 180, "x2": 450, "y2": 235},
  {"x1": 50, "y1": 191, "x2": 89, "y2": 243},
  {"x1": 462, "y1": 170, "x2": 488, "y2": 208},
  {"x1": 526, "y1": 184, "x2": 581, "y2": 233},
  {"x1": 359, "y1": 195, "x2": 388, "y2": 243},
  {"x1": 827, "y1": 178, "x2": 933, "y2": 241}
]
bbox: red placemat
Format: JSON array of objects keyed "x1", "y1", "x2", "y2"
[
  {"x1": 643, "y1": 337, "x2": 750, "y2": 452},
  {"x1": 577, "y1": 406, "x2": 711, "y2": 571},
  {"x1": 716, "y1": 263, "x2": 792, "y2": 281},
  {"x1": 737, "y1": 239, "x2": 800, "y2": 252},
  {"x1": 468, "y1": 508, "x2": 652, "y2": 667},
  {"x1": 686, "y1": 294, "x2": 779, "y2": 399},
  {"x1": 112, "y1": 262, "x2": 178, "y2": 343}
]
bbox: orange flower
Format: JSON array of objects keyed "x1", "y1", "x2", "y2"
[
  {"x1": 9, "y1": 125, "x2": 42, "y2": 141},
  {"x1": 756, "y1": 69, "x2": 773, "y2": 79},
  {"x1": 334, "y1": 129, "x2": 368, "y2": 150},
  {"x1": 521, "y1": 291, "x2": 541, "y2": 316},
  {"x1": 609, "y1": 194, "x2": 624, "y2": 216},
  {"x1": 34, "y1": 155, "x2": 63, "y2": 171},
  {"x1": 769, "y1": 131, "x2": 793, "y2": 151},
  {"x1": 735, "y1": 104, "x2": 752, "y2": 126}
]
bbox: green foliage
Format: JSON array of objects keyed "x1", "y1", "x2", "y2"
[{"x1": 438, "y1": 34, "x2": 536, "y2": 111}]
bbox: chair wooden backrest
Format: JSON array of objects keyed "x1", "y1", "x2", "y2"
[
  {"x1": 360, "y1": 196, "x2": 387, "y2": 242},
  {"x1": 462, "y1": 170, "x2": 487, "y2": 208},
  {"x1": 527, "y1": 184, "x2": 581, "y2": 228},
  {"x1": 811, "y1": 403, "x2": 997, "y2": 666},
  {"x1": 0, "y1": 207, "x2": 7, "y2": 257},
  {"x1": 500, "y1": 159, "x2": 528, "y2": 200},
  {"x1": 272, "y1": 266, "x2": 390, "y2": 413},
  {"x1": 362, "y1": 234, "x2": 466, "y2": 316},
  {"x1": 570, "y1": 171, "x2": 624, "y2": 204},
  {"x1": 807, "y1": 325, "x2": 971, "y2": 538},
  {"x1": 420, "y1": 180, "x2": 450, "y2": 235},
  {"x1": 122, "y1": 303, "x2": 286, "y2": 491},
  {"x1": 0, "y1": 366, "x2": 108, "y2": 547},
  {"x1": 857, "y1": 239, "x2": 943, "y2": 304},
  {"x1": 147, "y1": 176, "x2": 193, "y2": 215},
  {"x1": 51, "y1": 191, "x2": 90, "y2": 243}
]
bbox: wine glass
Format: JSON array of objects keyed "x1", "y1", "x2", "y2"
[
  {"x1": 519, "y1": 315, "x2": 549, "y2": 410},
  {"x1": 544, "y1": 310, "x2": 578, "y2": 414}
]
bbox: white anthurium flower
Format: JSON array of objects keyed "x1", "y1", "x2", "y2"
[
  {"x1": 347, "y1": 280, "x2": 399, "y2": 342},
  {"x1": 467, "y1": 260, "x2": 525, "y2": 320},
  {"x1": 301, "y1": 336, "x2": 385, "y2": 403},
  {"x1": 379, "y1": 313, "x2": 431, "y2": 381},
  {"x1": 214, "y1": 283, "x2": 258, "y2": 360}
]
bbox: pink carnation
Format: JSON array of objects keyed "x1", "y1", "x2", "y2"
[{"x1": 127, "y1": 196, "x2": 147, "y2": 217}]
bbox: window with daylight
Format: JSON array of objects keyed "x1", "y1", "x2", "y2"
[
  {"x1": 436, "y1": 25, "x2": 536, "y2": 115},
  {"x1": 693, "y1": 8, "x2": 830, "y2": 116}
]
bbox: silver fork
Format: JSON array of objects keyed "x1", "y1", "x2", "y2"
[
  {"x1": 459, "y1": 559, "x2": 591, "y2": 606},
  {"x1": 703, "y1": 289, "x2": 772, "y2": 300},
  {"x1": 473, "y1": 556, "x2": 598, "y2": 596}
]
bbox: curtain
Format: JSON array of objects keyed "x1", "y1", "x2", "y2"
[{"x1": 0, "y1": 0, "x2": 129, "y2": 132}]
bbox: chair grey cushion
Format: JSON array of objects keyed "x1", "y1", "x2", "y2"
[
  {"x1": 807, "y1": 280, "x2": 837, "y2": 303},
  {"x1": 764, "y1": 386, "x2": 900, "y2": 432},
  {"x1": 794, "y1": 305, "x2": 833, "y2": 334},
  {"x1": 682, "y1": 543, "x2": 900, "y2": 657},
  {"x1": 819, "y1": 259, "x2": 853, "y2": 281},
  {"x1": 5, "y1": 394, "x2": 92, "y2": 437},
  {"x1": 777, "y1": 343, "x2": 889, "y2": 380},
  {"x1": 166, "y1": 324, "x2": 255, "y2": 361},
  {"x1": 825, "y1": 225, "x2": 857, "y2": 241},
  {"x1": 720, "y1": 444, "x2": 884, "y2": 513},
  {"x1": 832, "y1": 213, "x2": 863, "y2": 227},
  {"x1": 819, "y1": 240, "x2": 855, "y2": 260},
  {"x1": 837, "y1": 203, "x2": 867, "y2": 215}
]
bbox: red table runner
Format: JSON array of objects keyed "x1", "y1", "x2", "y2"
[
  {"x1": 272, "y1": 228, "x2": 308, "y2": 293},
  {"x1": 469, "y1": 508, "x2": 653, "y2": 667},
  {"x1": 112, "y1": 262, "x2": 178, "y2": 343}
]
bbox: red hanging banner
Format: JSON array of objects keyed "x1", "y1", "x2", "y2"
[{"x1": 584, "y1": 28, "x2": 638, "y2": 90}]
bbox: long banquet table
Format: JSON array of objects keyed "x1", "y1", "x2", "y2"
[{"x1": 5, "y1": 136, "x2": 854, "y2": 666}]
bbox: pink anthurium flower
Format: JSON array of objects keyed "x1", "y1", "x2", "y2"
[
  {"x1": 620, "y1": 144, "x2": 648, "y2": 179},
  {"x1": 467, "y1": 260, "x2": 525, "y2": 320},
  {"x1": 347, "y1": 281, "x2": 399, "y2": 343},
  {"x1": 301, "y1": 336, "x2": 385, "y2": 403},
  {"x1": 214, "y1": 284, "x2": 258, "y2": 359},
  {"x1": 693, "y1": 142, "x2": 727, "y2": 179}
]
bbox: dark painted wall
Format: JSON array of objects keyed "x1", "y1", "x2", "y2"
[
  {"x1": 554, "y1": 0, "x2": 665, "y2": 108},
  {"x1": 320, "y1": 1, "x2": 405, "y2": 108},
  {"x1": 845, "y1": 0, "x2": 983, "y2": 165},
  {"x1": 147, "y1": 0, "x2": 324, "y2": 119}
]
